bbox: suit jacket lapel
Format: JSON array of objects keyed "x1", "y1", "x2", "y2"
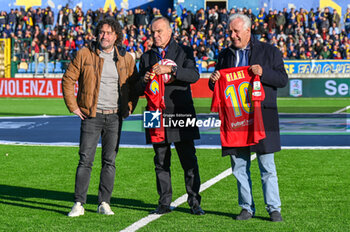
[
  {"x1": 249, "y1": 36, "x2": 259, "y2": 65},
  {"x1": 165, "y1": 39, "x2": 177, "y2": 61},
  {"x1": 150, "y1": 47, "x2": 160, "y2": 66}
]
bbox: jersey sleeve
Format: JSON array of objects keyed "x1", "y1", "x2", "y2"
[
  {"x1": 210, "y1": 78, "x2": 221, "y2": 112},
  {"x1": 251, "y1": 75, "x2": 265, "y2": 102}
]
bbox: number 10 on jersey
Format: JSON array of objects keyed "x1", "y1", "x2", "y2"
[{"x1": 225, "y1": 82, "x2": 253, "y2": 117}]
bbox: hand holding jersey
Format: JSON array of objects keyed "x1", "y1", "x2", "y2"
[
  {"x1": 144, "y1": 63, "x2": 166, "y2": 143},
  {"x1": 210, "y1": 64, "x2": 263, "y2": 84},
  {"x1": 144, "y1": 59, "x2": 177, "y2": 84}
]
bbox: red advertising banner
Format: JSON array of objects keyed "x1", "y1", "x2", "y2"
[
  {"x1": 0, "y1": 77, "x2": 210, "y2": 98},
  {"x1": 0, "y1": 78, "x2": 78, "y2": 98}
]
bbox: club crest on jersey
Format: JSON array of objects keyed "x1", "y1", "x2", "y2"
[
  {"x1": 150, "y1": 79, "x2": 160, "y2": 94},
  {"x1": 253, "y1": 81, "x2": 261, "y2": 90}
]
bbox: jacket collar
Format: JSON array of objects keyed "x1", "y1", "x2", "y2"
[{"x1": 150, "y1": 37, "x2": 177, "y2": 62}]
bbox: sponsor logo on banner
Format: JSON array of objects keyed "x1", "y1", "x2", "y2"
[{"x1": 290, "y1": 79, "x2": 302, "y2": 97}]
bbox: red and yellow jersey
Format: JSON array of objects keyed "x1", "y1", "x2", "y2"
[
  {"x1": 211, "y1": 66, "x2": 266, "y2": 147},
  {"x1": 144, "y1": 65, "x2": 166, "y2": 143}
]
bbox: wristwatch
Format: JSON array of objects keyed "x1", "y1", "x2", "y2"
[{"x1": 171, "y1": 65, "x2": 177, "y2": 75}]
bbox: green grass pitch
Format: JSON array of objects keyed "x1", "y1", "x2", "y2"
[
  {"x1": 0, "y1": 97, "x2": 350, "y2": 231},
  {"x1": 0, "y1": 146, "x2": 349, "y2": 231},
  {"x1": 0, "y1": 97, "x2": 350, "y2": 116}
]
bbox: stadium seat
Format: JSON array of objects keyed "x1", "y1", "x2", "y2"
[
  {"x1": 207, "y1": 66, "x2": 215, "y2": 72},
  {"x1": 18, "y1": 62, "x2": 28, "y2": 73},
  {"x1": 47, "y1": 62, "x2": 55, "y2": 72},
  {"x1": 18, "y1": 68, "x2": 27, "y2": 73},
  {"x1": 37, "y1": 63, "x2": 45, "y2": 73},
  {"x1": 54, "y1": 62, "x2": 63, "y2": 73},
  {"x1": 28, "y1": 62, "x2": 35, "y2": 73}
]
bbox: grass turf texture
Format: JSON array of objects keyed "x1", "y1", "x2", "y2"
[
  {"x1": 0, "y1": 145, "x2": 350, "y2": 231},
  {"x1": 0, "y1": 97, "x2": 350, "y2": 116}
]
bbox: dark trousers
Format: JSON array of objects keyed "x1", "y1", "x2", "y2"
[
  {"x1": 153, "y1": 140, "x2": 201, "y2": 207},
  {"x1": 74, "y1": 113, "x2": 122, "y2": 204}
]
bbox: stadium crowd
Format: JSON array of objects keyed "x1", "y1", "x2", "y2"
[{"x1": 1, "y1": 4, "x2": 350, "y2": 64}]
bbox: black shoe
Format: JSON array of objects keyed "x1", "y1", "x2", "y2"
[
  {"x1": 270, "y1": 211, "x2": 283, "y2": 222},
  {"x1": 236, "y1": 209, "x2": 253, "y2": 220},
  {"x1": 149, "y1": 205, "x2": 172, "y2": 215},
  {"x1": 190, "y1": 206, "x2": 205, "y2": 215}
]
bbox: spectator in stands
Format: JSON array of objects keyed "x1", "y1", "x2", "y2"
[
  {"x1": 287, "y1": 8, "x2": 296, "y2": 25},
  {"x1": 332, "y1": 9, "x2": 341, "y2": 28},
  {"x1": 314, "y1": 40, "x2": 323, "y2": 55},
  {"x1": 67, "y1": 8, "x2": 75, "y2": 26},
  {"x1": 251, "y1": 21, "x2": 263, "y2": 40},
  {"x1": 33, "y1": 8, "x2": 43, "y2": 31},
  {"x1": 267, "y1": 10, "x2": 276, "y2": 31},
  {"x1": 257, "y1": 8, "x2": 267, "y2": 25},
  {"x1": 56, "y1": 10, "x2": 67, "y2": 30},
  {"x1": 65, "y1": 37, "x2": 76, "y2": 50},
  {"x1": 345, "y1": 8, "x2": 350, "y2": 34},
  {"x1": 126, "y1": 10, "x2": 134, "y2": 28},
  {"x1": 3, "y1": 24, "x2": 13, "y2": 38},
  {"x1": 30, "y1": 40, "x2": 39, "y2": 55},
  {"x1": 275, "y1": 11, "x2": 286, "y2": 28},
  {"x1": 245, "y1": 8, "x2": 256, "y2": 24},
  {"x1": 44, "y1": 10, "x2": 54, "y2": 30},
  {"x1": 8, "y1": 9, "x2": 17, "y2": 31},
  {"x1": 329, "y1": 22, "x2": 340, "y2": 35},
  {"x1": 320, "y1": 7, "x2": 331, "y2": 30},
  {"x1": 320, "y1": 45, "x2": 331, "y2": 59},
  {"x1": 7, "y1": 4, "x2": 350, "y2": 70},
  {"x1": 75, "y1": 35, "x2": 84, "y2": 50}
]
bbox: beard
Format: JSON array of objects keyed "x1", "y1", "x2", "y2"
[{"x1": 99, "y1": 39, "x2": 114, "y2": 50}]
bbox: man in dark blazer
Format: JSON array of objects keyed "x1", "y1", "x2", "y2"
[
  {"x1": 135, "y1": 17, "x2": 204, "y2": 215},
  {"x1": 209, "y1": 14, "x2": 288, "y2": 222}
]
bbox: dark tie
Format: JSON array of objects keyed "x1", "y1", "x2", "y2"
[
  {"x1": 161, "y1": 50, "x2": 166, "y2": 59},
  {"x1": 238, "y1": 49, "x2": 247, "y2": 67}
]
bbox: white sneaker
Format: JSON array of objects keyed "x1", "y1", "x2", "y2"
[
  {"x1": 68, "y1": 202, "x2": 84, "y2": 217},
  {"x1": 97, "y1": 202, "x2": 114, "y2": 215}
]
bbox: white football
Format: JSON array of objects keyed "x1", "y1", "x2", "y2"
[{"x1": 159, "y1": 59, "x2": 177, "y2": 83}]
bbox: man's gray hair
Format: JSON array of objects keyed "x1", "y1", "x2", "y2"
[
  {"x1": 151, "y1": 16, "x2": 171, "y2": 29},
  {"x1": 228, "y1": 14, "x2": 251, "y2": 29}
]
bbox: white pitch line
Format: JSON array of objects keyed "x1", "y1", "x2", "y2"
[
  {"x1": 120, "y1": 155, "x2": 256, "y2": 232},
  {"x1": 333, "y1": 106, "x2": 350, "y2": 114},
  {"x1": 2, "y1": 141, "x2": 350, "y2": 150}
]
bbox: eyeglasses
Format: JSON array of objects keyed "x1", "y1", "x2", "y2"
[{"x1": 99, "y1": 31, "x2": 115, "y2": 36}]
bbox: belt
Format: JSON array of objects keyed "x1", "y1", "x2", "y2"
[{"x1": 96, "y1": 108, "x2": 118, "y2": 114}]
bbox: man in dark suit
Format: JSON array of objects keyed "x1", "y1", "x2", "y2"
[
  {"x1": 209, "y1": 14, "x2": 288, "y2": 222},
  {"x1": 135, "y1": 17, "x2": 204, "y2": 215}
]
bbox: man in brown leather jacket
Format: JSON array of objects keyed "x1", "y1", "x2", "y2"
[{"x1": 62, "y1": 18, "x2": 138, "y2": 217}]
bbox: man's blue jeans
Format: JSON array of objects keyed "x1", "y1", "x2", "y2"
[
  {"x1": 74, "y1": 113, "x2": 122, "y2": 204},
  {"x1": 230, "y1": 147, "x2": 281, "y2": 214}
]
